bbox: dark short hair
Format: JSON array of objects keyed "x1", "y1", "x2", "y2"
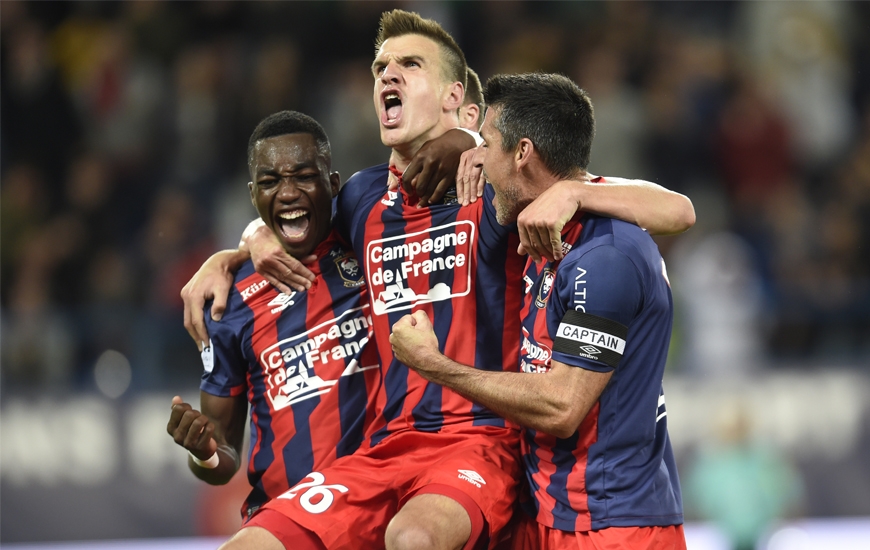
[
  {"x1": 247, "y1": 110, "x2": 331, "y2": 170},
  {"x1": 464, "y1": 67, "x2": 484, "y2": 111},
  {"x1": 484, "y1": 73, "x2": 594, "y2": 178},
  {"x1": 375, "y1": 9, "x2": 467, "y2": 88}
]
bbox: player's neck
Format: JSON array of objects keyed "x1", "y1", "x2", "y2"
[
  {"x1": 389, "y1": 115, "x2": 458, "y2": 171},
  {"x1": 388, "y1": 149, "x2": 413, "y2": 172}
]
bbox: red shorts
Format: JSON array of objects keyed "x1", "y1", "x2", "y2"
[
  {"x1": 503, "y1": 512, "x2": 687, "y2": 550},
  {"x1": 251, "y1": 426, "x2": 521, "y2": 549}
]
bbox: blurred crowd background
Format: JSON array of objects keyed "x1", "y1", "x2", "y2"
[{"x1": 1, "y1": 1, "x2": 869, "y2": 547}]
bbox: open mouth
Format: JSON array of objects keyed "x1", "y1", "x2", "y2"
[
  {"x1": 277, "y1": 209, "x2": 310, "y2": 241},
  {"x1": 383, "y1": 92, "x2": 402, "y2": 124}
]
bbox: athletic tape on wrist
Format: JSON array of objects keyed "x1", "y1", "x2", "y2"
[{"x1": 189, "y1": 450, "x2": 220, "y2": 469}]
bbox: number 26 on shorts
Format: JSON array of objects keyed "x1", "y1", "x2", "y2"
[{"x1": 278, "y1": 472, "x2": 349, "y2": 514}]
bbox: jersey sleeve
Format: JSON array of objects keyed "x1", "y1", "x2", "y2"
[
  {"x1": 200, "y1": 300, "x2": 249, "y2": 397},
  {"x1": 335, "y1": 167, "x2": 379, "y2": 246},
  {"x1": 548, "y1": 244, "x2": 643, "y2": 372},
  {"x1": 334, "y1": 184, "x2": 355, "y2": 244}
]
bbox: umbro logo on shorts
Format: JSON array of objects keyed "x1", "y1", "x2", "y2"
[{"x1": 457, "y1": 469, "x2": 486, "y2": 488}]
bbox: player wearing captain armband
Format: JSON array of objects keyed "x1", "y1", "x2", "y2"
[
  {"x1": 167, "y1": 111, "x2": 381, "y2": 523},
  {"x1": 182, "y1": 10, "x2": 693, "y2": 550},
  {"x1": 391, "y1": 73, "x2": 687, "y2": 550}
]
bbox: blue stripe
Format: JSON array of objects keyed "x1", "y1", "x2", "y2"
[{"x1": 319, "y1": 247, "x2": 371, "y2": 458}]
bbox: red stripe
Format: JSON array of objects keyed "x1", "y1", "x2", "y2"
[
  {"x1": 304, "y1": 271, "x2": 341, "y2": 469},
  {"x1": 530, "y1": 432, "x2": 558, "y2": 527},
  {"x1": 393, "y1": 202, "x2": 437, "y2": 428},
  {"x1": 438, "y1": 202, "x2": 479, "y2": 421},
  {"x1": 241, "y1": 273, "x2": 297, "y2": 498},
  {"x1": 502, "y1": 231, "x2": 525, "y2": 376},
  {"x1": 363, "y1": 193, "x2": 403, "y2": 435},
  {"x1": 567, "y1": 402, "x2": 598, "y2": 531}
]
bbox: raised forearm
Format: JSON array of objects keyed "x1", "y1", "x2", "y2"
[
  {"x1": 578, "y1": 177, "x2": 695, "y2": 235},
  {"x1": 188, "y1": 443, "x2": 241, "y2": 485},
  {"x1": 190, "y1": 393, "x2": 246, "y2": 485},
  {"x1": 413, "y1": 352, "x2": 580, "y2": 438}
]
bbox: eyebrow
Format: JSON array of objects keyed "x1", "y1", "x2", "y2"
[
  {"x1": 372, "y1": 54, "x2": 425, "y2": 73},
  {"x1": 255, "y1": 161, "x2": 315, "y2": 177}
]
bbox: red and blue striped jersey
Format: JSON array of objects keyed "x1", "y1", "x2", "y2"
[
  {"x1": 518, "y1": 208, "x2": 683, "y2": 531},
  {"x1": 200, "y1": 231, "x2": 380, "y2": 519},
  {"x1": 336, "y1": 164, "x2": 525, "y2": 444}
]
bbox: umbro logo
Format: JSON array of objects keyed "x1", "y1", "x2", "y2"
[
  {"x1": 268, "y1": 292, "x2": 296, "y2": 314},
  {"x1": 579, "y1": 345, "x2": 601, "y2": 355},
  {"x1": 457, "y1": 469, "x2": 486, "y2": 488},
  {"x1": 381, "y1": 190, "x2": 398, "y2": 207}
]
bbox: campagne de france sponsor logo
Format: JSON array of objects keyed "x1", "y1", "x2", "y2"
[
  {"x1": 258, "y1": 305, "x2": 377, "y2": 410},
  {"x1": 366, "y1": 221, "x2": 475, "y2": 315},
  {"x1": 520, "y1": 326, "x2": 552, "y2": 373}
]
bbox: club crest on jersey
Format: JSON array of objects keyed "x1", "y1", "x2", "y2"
[
  {"x1": 535, "y1": 269, "x2": 556, "y2": 308},
  {"x1": 334, "y1": 253, "x2": 364, "y2": 288}
]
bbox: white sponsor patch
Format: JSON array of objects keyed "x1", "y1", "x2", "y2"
[
  {"x1": 520, "y1": 327, "x2": 551, "y2": 364},
  {"x1": 241, "y1": 279, "x2": 270, "y2": 301},
  {"x1": 366, "y1": 221, "x2": 475, "y2": 315},
  {"x1": 556, "y1": 323, "x2": 626, "y2": 355},
  {"x1": 381, "y1": 190, "x2": 398, "y2": 207},
  {"x1": 258, "y1": 305, "x2": 377, "y2": 410},
  {"x1": 201, "y1": 340, "x2": 214, "y2": 373}
]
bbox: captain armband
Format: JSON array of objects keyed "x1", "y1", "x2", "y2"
[{"x1": 552, "y1": 310, "x2": 628, "y2": 369}]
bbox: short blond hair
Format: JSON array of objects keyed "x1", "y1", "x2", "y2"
[
  {"x1": 464, "y1": 67, "x2": 483, "y2": 111},
  {"x1": 374, "y1": 9, "x2": 467, "y2": 88}
]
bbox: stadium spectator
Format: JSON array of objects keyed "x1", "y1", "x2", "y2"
[{"x1": 686, "y1": 400, "x2": 804, "y2": 550}]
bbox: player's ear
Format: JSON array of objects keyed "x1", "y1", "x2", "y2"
[
  {"x1": 461, "y1": 104, "x2": 480, "y2": 131},
  {"x1": 444, "y1": 81, "x2": 464, "y2": 112},
  {"x1": 248, "y1": 181, "x2": 256, "y2": 206},
  {"x1": 329, "y1": 172, "x2": 341, "y2": 196},
  {"x1": 515, "y1": 138, "x2": 535, "y2": 170}
]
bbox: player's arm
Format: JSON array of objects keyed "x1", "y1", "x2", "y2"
[
  {"x1": 400, "y1": 128, "x2": 478, "y2": 206},
  {"x1": 518, "y1": 177, "x2": 696, "y2": 262},
  {"x1": 180, "y1": 218, "x2": 315, "y2": 348},
  {"x1": 167, "y1": 392, "x2": 247, "y2": 484},
  {"x1": 456, "y1": 144, "x2": 486, "y2": 206},
  {"x1": 390, "y1": 311, "x2": 611, "y2": 438},
  {"x1": 240, "y1": 219, "x2": 316, "y2": 293},
  {"x1": 182, "y1": 249, "x2": 249, "y2": 351}
]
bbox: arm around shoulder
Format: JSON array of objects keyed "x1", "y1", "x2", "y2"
[{"x1": 578, "y1": 176, "x2": 695, "y2": 236}]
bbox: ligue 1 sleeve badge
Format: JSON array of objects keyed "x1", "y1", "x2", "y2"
[
  {"x1": 535, "y1": 269, "x2": 556, "y2": 308},
  {"x1": 334, "y1": 253, "x2": 364, "y2": 287}
]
